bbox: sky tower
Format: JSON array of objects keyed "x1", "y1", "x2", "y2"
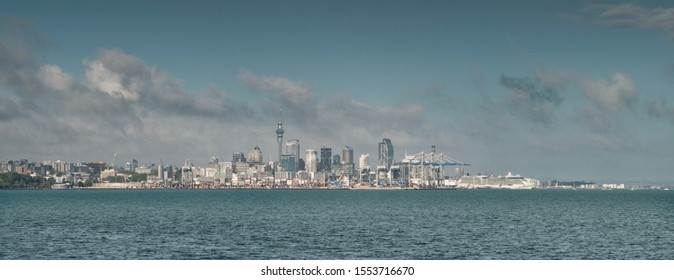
[{"x1": 276, "y1": 120, "x2": 284, "y2": 164}]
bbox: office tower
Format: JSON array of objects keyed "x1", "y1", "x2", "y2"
[
  {"x1": 248, "y1": 146, "x2": 263, "y2": 164},
  {"x1": 342, "y1": 146, "x2": 354, "y2": 165},
  {"x1": 305, "y1": 149, "x2": 318, "y2": 173},
  {"x1": 359, "y1": 154, "x2": 370, "y2": 171},
  {"x1": 286, "y1": 139, "x2": 300, "y2": 168},
  {"x1": 281, "y1": 154, "x2": 297, "y2": 172},
  {"x1": 207, "y1": 156, "x2": 220, "y2": 178},
  {"x1": 378, "y1": 138, "x2": 394, "y2": 170},
  {"x1": 332, "y1": 155, "x2": 341, "y2": 165},
  {"x1": 232, "y1": 152, "x2": 246, "y2": 163},
  {"x1": 319, "y1": 146, "x2": 332, "y2": 171},
  {"x1": 342, "y1": 146, "x2": 355, "y2": 177},
  {"x1": 158, "y1": 164, "x2": 164, "y2": 180}
]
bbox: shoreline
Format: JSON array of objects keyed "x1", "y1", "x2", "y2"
[{"x1": 1, "y1": 186, "x2": 670, "y2": 191}]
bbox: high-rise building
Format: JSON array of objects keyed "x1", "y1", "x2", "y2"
[
  {"x1": 232, "y1": 152, "x2": 246, "y2": 163},
  {"x1": 207, "y1": 156, "x2": 220, "y2": 178},
  {"x1": 182, "y1": 160, "x2": 194, "y2": 183},
  {"x1": 248, "y1": 146, "x2": 263, "y2": 164},
  {"x1": 286, "y1": 139, "x2": 300, "y2": 168},
  {"x1": 378, "y1": 138, "x2": 394, "y2": 170},
  {"x1": 332, "y1": 155, "x2": 341, "y2": 165},
  {"x1": 158, "y1": 164, "x2": 164, "y2": 180},
  {"x1": 359, "y1": 154, "x2": 370, "y2": 171},
  {"x1": 319, "y1": 146, "x2": 332, "y2": 171},
  {"x1": 342, "y1": 146, "x2": 354, "y2": 165},
  {"x1": 342, "y1": 146, "x2": 355, "y2": 177},
  {"x1": 281, "y1": 154, "x2": 297, "y2": 172},
  {"x1": 305, "y1": 149, "x2": 318, "y2": 173}
]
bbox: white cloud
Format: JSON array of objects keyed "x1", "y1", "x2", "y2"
[
  {"x1": 579, "y1": 73, "x2": 637, "y2": 111},
  {"x1": 84, "y1": 49, "x2": 149, "y2": 102},
  {"x1": 38, "y1": 64, "x2": 73, "y2": 91}
]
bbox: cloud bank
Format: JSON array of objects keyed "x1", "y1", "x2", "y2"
[{"x1": 0, "y1": 22, "x2": 449, "y2": 165}]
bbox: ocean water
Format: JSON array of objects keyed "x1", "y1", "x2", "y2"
[{"x1": 0, "y1": 189, "x2": 672, "y2": 259}]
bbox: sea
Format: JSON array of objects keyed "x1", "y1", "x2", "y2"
[{"x1": 1, "y1": 189, "x2": 672, "y2": 260}]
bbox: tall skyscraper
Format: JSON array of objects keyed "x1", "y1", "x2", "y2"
[
  {"x1": 276, "y1": 121, "x2": 284, "y2": 164},
  {"x1": 342, "y1": 146, "x2": 354, "y2": 164},
  {"x1": 248, "y1": 146, "x2": 263, "y2": 164},
  {"x1": 281, "y1": 154, "x2": 297, "y2": 172},
  {"x1": 319, "y1": 146, "x2": 332, "y2": 171},
  {"x1": 286, "y1": 139, "x2": 300, "y2": 168},
  {"x1": 359, "y1": 153, "x2": 370, "y2": 170},
  {"x1": 305, "y1": 149, "x2": 318, "y2": 173},
  {"x1": 158, "y1": 164, "x2": 164, "y2": 180},
  {"x1": 378, "y1": 138, "x2": 394, "y2": 170},
  {"x1": 342, "y1": 146, "x2": 355, "y2": 177},
  {"x1": 332, "y1": 155, "x2": 341, "y2": 165}
]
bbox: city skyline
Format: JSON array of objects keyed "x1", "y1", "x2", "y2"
[{"x1": 1, "y1": 1, "x2": 674, "y2": 183}]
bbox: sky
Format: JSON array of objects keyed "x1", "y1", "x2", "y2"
[{"x1": 1, "y1": 0, "x2": 673, "y2": 183}]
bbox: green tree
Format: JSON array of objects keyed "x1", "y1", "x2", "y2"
[{"x1": 0, "y1": 172, "x2": 52, "y2": 189}]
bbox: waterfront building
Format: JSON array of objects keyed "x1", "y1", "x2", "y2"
[
  {"x1": 234, "y1": 162, "x2": 249, "y2": 174},
  {"x1": 305, "y1": 149, "x2": 318, "y2": 173},
  {"x1": 248, "y1": 146, "x2": 263, "y2": 165},
  {"x1": 219, "y1": 162, "x2": 233, "y2": 180},
  {"x1": 181, "y1": 160, "x2": 194, "y2": 183},
  {"x1": 378, "y1": 138, "x2": 394, "y2": 170},
  {"x1": 319, "y1": 146, "x2": 332, "y2": 171},
  {"x1": 101, "y1": 168, "x2": 116, "y2": 181},
  {"x1": 206, "y1": 157, "x2": 220, "y2": 178}
]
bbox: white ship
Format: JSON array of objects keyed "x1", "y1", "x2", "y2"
[{"x1": 457, "y1": 172, "x2": 538, "y2": 189}]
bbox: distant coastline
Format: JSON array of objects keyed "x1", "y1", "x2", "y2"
[{"x1": 1, "y1": 184, "x2": 670, "y2": 191}]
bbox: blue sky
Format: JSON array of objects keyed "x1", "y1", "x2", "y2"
[{"x1": 1, "y1": 0, "x2": 673, "y2": 183}]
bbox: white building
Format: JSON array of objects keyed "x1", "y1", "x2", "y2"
[
  {"x1": 305, "y1": 149, "x2": 318, "y2": 173},
  {"x1": 359, "y1": 153, "x2": 370, "y2": 171}
]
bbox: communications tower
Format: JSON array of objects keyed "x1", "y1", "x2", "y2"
[{"x1": 276, "y1": 120, "x2": 284, "y2": 164}]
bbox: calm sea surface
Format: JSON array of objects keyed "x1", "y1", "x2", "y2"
[{"x1": 1, "y1": 189, "x2": 672, "y2": 259}]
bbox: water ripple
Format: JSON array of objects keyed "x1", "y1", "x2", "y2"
[{"x1": 1, "y1": 189, "x2": 673, "y2": 259}]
